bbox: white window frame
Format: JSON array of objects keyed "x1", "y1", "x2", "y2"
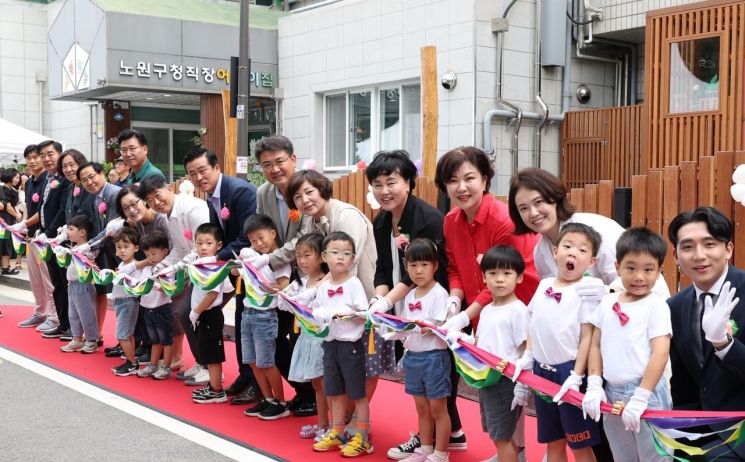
[{"x1": 323, "y1": 81, "x2": 421, "y2": 172}]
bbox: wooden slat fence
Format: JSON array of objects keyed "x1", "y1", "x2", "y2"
[
  {"x1": 644, "y1": 1, "x2": 745, "y2": 169},
  {"x1": 562, "y1": 105, "x2": 643, "y2": 190}
]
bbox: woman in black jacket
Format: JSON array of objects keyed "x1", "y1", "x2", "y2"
[
  {"x1": 0, "y1": 168, "x2": 20, "y2": 274},
  {"x1": 365, "y1": 150, "x2": 466, "y2": 457}
]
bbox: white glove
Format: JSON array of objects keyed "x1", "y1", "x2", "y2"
[
  {"x1": 53, "y1": 246, "x2": 70, "y2": 258},
  {"x1": 55, "y1": 225, "x2": 68, "y2": 241},
  {"x1": 150, "y1": 262, "x2": 166, "y2": 276},
  {"x1": 182, "y1": 251, "x2": 198, "y2": 264},
  {"x1": 73, "y1": 243, "x2": 91, "y2": 255},
  {"x1": 189, "y1": 310, "x2": 200, "y2": 329},
  {"x1": 105, "y1": 218, "x2": 125, "y2": 237},
  {"x1": 511, "y1": 350, "x2": 534, "y2": 382},
  {"x1": 155, "y1": 265, "x2": 176, "y2": 277},
  {"x1": 446, "y1": 296, "x2": 462, "y2": 318},
  {"x1": 622, "y1": 387, "x2": 652, "y2": 433},
  {"x1": 9, "y1": 221, "x2": 27, "y2": 234},
  {"x1": 248, "y1": 254, "x2": 270, "y2": 269},
  {"x1": 294, "y1": 288, "x2": 317, "y2": 306},
  {"x1": 192, "y1": 256, "x2": 215, "y2": 266},
  {"x1": 368, "y1": 296, "x2": 391, "y2": 314},
  {"x1": 575, "y1": 278, "x2": 609, "y2": 303},
  {"x1": 582, "y1": 375, "x2": 607, "y2": 422},
  {"x1": 703, "y1": 281, "x2": 740, "y2": 344},
  {"x1": 441, "y1": 311, "x2": 469, "y2": 333},
  {"x1": 314, "y1": 307, "x2": 334, "y2": 325},
  {"x1": 445, "y1": 329, "x2": 475, "y2": 345},
  {"x1": 511, "y1": 383, "x2": 530, "y2": 410},
  {"x1": 553, "y1": 370, "x2": 584, "y2": 404}
]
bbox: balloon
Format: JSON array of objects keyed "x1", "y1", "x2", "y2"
[
  {"x1": 414, "y1": 159, "x2": 423, "y2": 175},
  {"x1": 733, "y1": 164, "x2": 745, "y2": 184}
]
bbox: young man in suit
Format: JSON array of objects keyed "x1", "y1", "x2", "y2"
[
  {"x1": 668, "y1": 207, "x2": 745, "y2": 461},
  {"x1": 12, "y1": 140, "x2": 72, "y2": 339},
  {"x1": 184, "y1": 147, "x2": 258, "y2": 404},
  {"x1": 253, "y1": 135, "x2": 316, "y2": 416}
]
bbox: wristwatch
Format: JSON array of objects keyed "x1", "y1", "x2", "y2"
[{"x1": 714, "y1": 334, "x2": 734, "y2": 352}]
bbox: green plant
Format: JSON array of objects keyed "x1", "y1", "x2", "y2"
[
  {"x1": 247, "y1": 139, "x2": 266, "y2": 187},
  {"x1": 102, "y1": 161, "x2": 113, "y2": 176}
]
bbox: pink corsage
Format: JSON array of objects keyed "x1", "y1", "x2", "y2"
[
  {"x1": 73, "y1": 186, "x2": 81, "y2": 197},
  {"x1": 220, "y1": 206, "x2": 230, "y2": 220},
  {"x1": 32, "y1": 193, "x2": 39, "y2": 203},
  {"x1": 50, "y1": 180, "x2": 60, "y2": 189},
  {"x1": 98, "y1": 202, "x2": 107, "y2": 214},
  {"x1": 395, "y1": 233, "x2": 410, "y2": 250},
  {"x1": 183, "y1": 229, "x2": 193, "y2": 241}
]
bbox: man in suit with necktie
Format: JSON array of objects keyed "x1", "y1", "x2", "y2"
[
  {"x1": 252, "y1": 135, "x2": 316, "y2": 416},
  {"x1": 667, "y1": 207, "x2": 745, "y2": 461},
  {"x1": 184, "y1": 147, "x2": 258, "y2": 404}
]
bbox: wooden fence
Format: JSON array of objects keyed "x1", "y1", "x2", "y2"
[{"x1": 562, "y1": 105, "x2": 643, "y2": 190}]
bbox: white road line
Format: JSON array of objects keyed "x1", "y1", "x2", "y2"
[{"x1": 0, "y1": 346, "x2": 277, "y2": 462}]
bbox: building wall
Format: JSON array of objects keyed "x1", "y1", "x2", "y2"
[
  {"x1": 278, "y1": 0, "x2": 616, "y2": 194},
  {"x1": 0, "y1": 0, "x2": 104, "y2": 162},
  {"x1": 594, "y1": 0, "x2": 702, "y2": 34}
]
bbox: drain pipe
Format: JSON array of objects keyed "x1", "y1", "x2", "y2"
[
  {"x1": 493, "y1": 7, "x2": 524, "y2": 172},
  {"x1": 534, "y1": 0, "x2": 549, "y2": 168}
]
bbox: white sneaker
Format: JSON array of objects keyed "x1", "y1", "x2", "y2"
[
  {"x1": 185, "y1": 367, "x2": 210, "y2": 386},
  {"x1": 153, "y1": 365, "x2": 172, "y2": 380},
  {"x1": 81, "y1": 341, "x2": 98, "y2": 354},
  {"x1": 60, "y1": 340, "x2": 84, "y2": 352},
  {"x1": 479, "y1": 449, "x2": 528, "y2": 462},
  {"x1": 18, "y1": 314, "x2": 46, "y2": 328},
  {"x1": 176, "y1": 363, "x2": 203, "y2": 381}
]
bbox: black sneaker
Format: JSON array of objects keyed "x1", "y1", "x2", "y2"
[
  {"x1": 224, "y1": 379, "x2": 249, "y2": 396},
  {"x1": 387, "y1": 433, "x2": 421, "y2": 460},
  {"x1": 41, "y1": 326, "x2": 66, "y2": 338},
  {"x1": 105, "y1": 344, "x2": 124, "y2": 357},
  {"x1": 447, "y1": 433, "x2": 467, "y2": 451},
  {"x1": 59, "y1": 329, "x2": 73, "y2": 341},
  {"x1": 112, "y1": 361, "x2": 139, "y2": 377},
  {"x1": 294, "y1": 400, "x2": 318, "y2": 417},
  {"x1": 192, "y1": 385, "x2": 210, "y2": 397},
  {"x1": 258, "y1": 400, "x2": 290, "y2": 420},
  {"x1": 134, "y1": 345, "x2": 148, "y2": 357},
  {"x1": 192, "y1": 386, "x2": 228, "y2": 404},
  {"x1": 137, "y1": 352, "x2": 151, "y2": 364},
  {"x1": 244, "y1": 399, "x2": 270, "y2": 417}
]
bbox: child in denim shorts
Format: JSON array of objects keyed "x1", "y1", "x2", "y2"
[
  {"x1": 136, "y1": 231, "x2": 173, "y2": 380},
  {"x1": 584, "y1": 228, "x2": 673, "y2": 462},
  {"x1": 370, "y1": 238, "x2": 452, "y2": 462},
  {"x1": 111, "y1": 227, "x2": 142, "y2": 376},
  {"x1": 238, "y1": 214, "x2": 291, "y2": 420}
]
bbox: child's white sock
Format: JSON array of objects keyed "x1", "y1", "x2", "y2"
[{"x1": 420, "y1": 444, "x2": 434, "y2": 454}]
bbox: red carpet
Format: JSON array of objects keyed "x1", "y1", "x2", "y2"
[{"x1": 0, "y1": 305, "x2": 548, "y2": 461}]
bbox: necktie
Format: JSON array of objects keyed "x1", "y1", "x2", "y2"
[
  {"x1": 611, "y1": 302, "x2": 630, "y2": 326},
  {"x1": 211, "y1": 196, "x2": 224, "y2": 228},
  {"x1": 409, "y1": 301, "x2": 422, "y2": 311},
  {"x1": 694, "y1": 292, "x2": 713, "y2": 365},
  {"x1": 545, "y1": 287, "x2": 562, "y2": 303},
  {"x1": 327, "y1": 286, "x2": 343, "y2": 297}
]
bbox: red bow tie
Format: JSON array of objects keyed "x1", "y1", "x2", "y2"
[
  {"x1": 327, "y1": 286, "x2": 343, "y2": 297},
  {"x1": 545, "y1": 287, "x2": 562, "y2": 303},
  {"x1": 612, "y1": 302, "x2": 630, "y2": 326},
  {"x1": 409, "y1": 301, "x2": 422, "y2": 311}
]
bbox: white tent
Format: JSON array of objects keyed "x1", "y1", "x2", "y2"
[{"x1": 0, "y1": 117, "x2": 50, "y2": 163}]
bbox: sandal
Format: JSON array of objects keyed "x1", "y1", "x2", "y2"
[{"x1": 300, "y1": 424, "x2": 321, "y2": 439}]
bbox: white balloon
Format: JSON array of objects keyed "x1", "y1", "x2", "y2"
[
  {"x1": 733, "y1": 164, "x2": 745, "y2": 184},
  {"x1": 731, "y1": 183, "x2": 745, "y2": 202}
]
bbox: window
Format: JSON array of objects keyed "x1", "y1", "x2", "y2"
[
  {"x1": 324, "y1": 83, "x2": 421, "y2": 169},
  {"x1": 668, "y1": 36, "x2": 720, "y2": 113}
]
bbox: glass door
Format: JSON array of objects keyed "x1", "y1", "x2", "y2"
[{"x1": 131, "y1": 122, "x2": 200, "y2": 182}]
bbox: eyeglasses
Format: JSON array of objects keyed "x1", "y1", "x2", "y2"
[
  {"x1": 119, "y1": 145, "x2": 143, "y2": 154},
  {"x1": 324, "y1": 250, "x2": 355, "y2": 259},
  {"x1": 123, "y1": 198, "x2": 142, "y2": 211},
  {"x1": 260, "y1": 156, "x2": 290, "y2": 170},
  {"x1": 79, "y1": 172, "x2": 99, "y2": 184}
]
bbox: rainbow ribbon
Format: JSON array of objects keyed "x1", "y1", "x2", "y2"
[
  {"x1": 30, "y1": 238, "x2": 53, "y2": 262},
  {"x1": 119, "y1": 273, "x2": 155, "y2": 296},
  {"x1": 188, "y1": 260, "x2": 238, "y2": 291},
  {"x1": 277, "y1": 291, "x2": 329, "y2": 338},
  {"x1": 238, "y1": 260, "x2": 277, "y2": 308},
  {"x1": 0, "y1": 218, "x2": 26, "y2": 254},
  {"x1": 158, "y1": 270, "x2": 186, "y2": 297}
]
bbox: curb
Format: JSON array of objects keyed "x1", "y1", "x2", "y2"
[{"x1": 0, "y1": 275, "x2": 31, "y2": 292}]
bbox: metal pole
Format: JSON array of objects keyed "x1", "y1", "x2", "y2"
[{"x1": 236, "y1": 0, "x2": 250, "y2": 179}]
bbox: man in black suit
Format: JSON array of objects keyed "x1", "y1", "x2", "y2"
[
  {"x1": 668, "y1": 207, "x2": 745, "y2": 461},
  {"x1": 184, "y1": 147, "x2": 258, "y2": 403}
]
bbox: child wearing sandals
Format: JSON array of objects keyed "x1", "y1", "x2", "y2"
[
  {"x1": 278, "y1": 232, "x2": 330, "y2": 441},
  {"x1": 368, "y1": 238, "x2": 452, "y2": 462}
]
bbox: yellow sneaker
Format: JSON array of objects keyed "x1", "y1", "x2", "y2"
[
  {"x1": 341, "y1": 432, "x2": 374, "y2": 458},
  {"x1": 313, "y1": 429, "x2": 344, "y2": 452}
]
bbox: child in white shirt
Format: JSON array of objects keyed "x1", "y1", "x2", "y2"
[
  {"x1": 370, "y1": 238, "x2": 451, "y2": 462},
  {"x1": 583, "y1": 227, "x2": 672, "y2": 462},
  {"x1": 311, "y1": 231, "x2": 371, "y2": 457},
  {"x1": 512, "y1": 222, "x2": 605, "y2": 461},
  {"x1": 448, "y1": 245, "x2": 531, "y2": 462},
  {"x1": 189, "y1": 223, "x2": 234, "y2": 404},
  {"x1": 111, "y1": 227, "x2": 143, "y2": 376},
  {"x1": 238, "y1": 214, "x2": 291, "y2": 420},
  {"x1": 137, "y1": 231, "x2": 174, "y2": 380}
]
